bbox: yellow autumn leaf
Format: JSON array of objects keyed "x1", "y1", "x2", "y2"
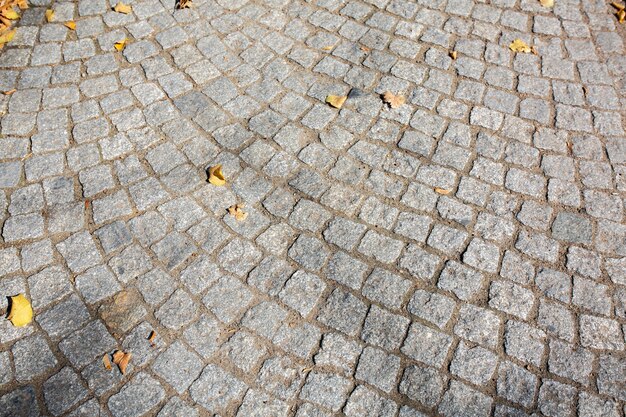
[
  {"x1": 509, "y1": 38, "x2": 532, "y2": 53},
  {"x1": 434, "y1": 187, "x2": 451, "y2": 195},
  {"x1": 618, "y1": 9, "x2": 626, "y2": 22},
  {"x1": 228, "y1": 204, "x2": 248, "y2": 221},
  {"x1": 113, "y1": 2, "x2": 132, "y2": 14},
  {"x1": 0, "y1": 29, "x2": 15, "y2": 45},
  {"x1": 114, "y1": 38, "x2": 127, "y2": 51},
  {"x1": 326, "y1": 94, "x2": 347, "y2": 109},
  {"x1": 64, "y1": 21, "x2": 76, "y2": 30},
  {"x1": 1, "y1": 9, "x2": 20, "y2": 20},
  {"x1": 382, "y1": 91, "x2": 405, "y2": 109},
  {"x1": 45, "y1": 9, "x2": 54, "y2": 22},
  {"x1": 321, "y1": 45, "x2": 333, "y2": 51},
  {"x1": 208, "y1": 164, "x2": 226, "y2": 186},
  {"x1": 539, "y1": 0, "x2": 554, "y2": 7},
  {"x1": 612, "y1": 2, "x2": 625, "y2": 10},
  {"x1": 449, "y1": 50, "x2": 457, "y2": 60},
  {"x1": 17, "y1": 0, "x2": 28, "y2": 10},
  {"x1": 7, "y1": 294, "x2": 33, "y2": 327}
]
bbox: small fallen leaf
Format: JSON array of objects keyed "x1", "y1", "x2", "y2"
[
  {"x1": 7, "y1": 294, "x2": 33, "y2": 327},
  {"x1": 112, "y1": 350, "x2": 132, "y2": 375},
  {"x1": 84, "y1": 200, "x2": 90, "y2": 209},
  {"x1": 302, "y1": 366, "x2": 314, "y2": 373},
  {"x1": 539, "y1": 0, "x2": 554, "y2": 7},
  {"x1": 178, "y1": 0, "x2": 193, "y2": 8},
  {"x1": 228, "y1": 203, "x2": 248, "y2": 221},
  {"x1": 531, "y1": 45, "x2": 539, "y2": 55},
  {"x1": 112, "y1": 350, "x2": 124, "y2": 364},
  {"x1": 208, "y1": 164, "x2": 226, "y2": 186},
  {"x1": 449, "y1": 50, "x2": 457, "y2": 60},
  {"x1": 612, "y1": 1, "x2": 625, "y2": 10},
  {"x1": 360, "y1": 45, "x2": 371, "y2": 52},
  {"x1": 114, "y1": 38, "x2": 127, "y2": 51},
  {"x1": 148, "y1": 330, "x2": 157, "y2": 346},
  {"x1": 509, "y1": 39, "x2": 532, "y2": 53},
  {"x1": 382, "y1": 91, "x2": 405, "y2": 109},
  {"x1": 0, "y1": 29, "x2": 16, "y2": 45},
  {"x1": 325, "y1": 94, "x2": 347, "y2": 109},
  {"x1": 435, "y1": 187, "x2": 451, "y2": 195},
  {"x1": 113, "y1": 2, "x2": 132, "y2": 14},
  {"x1": 321, "y1": 45, "x2": 333, "y2": 51},
  {"x1": 618, "y1": 9, "x2": 626, "y2": 22},
  {"x1": 64, "y1": 21, "x2": 76, "y2": 30},
  {"x1": 103, "y1": 354, "x2": 112, "y2": 370},
  {"x1": 118, "y1": 352, "x2": 131, "y2": 374},
  {"x1": 17, "y1": 0, "x2": 28, "y2": 9},
  {"x1": 3, "y1": 89, "x2": 16, "y2": 95},
  {"x1": 1, "y1": 9, "x2": 20, "y2": 20},
  {"x1": 45, "y1": 9, "x2": 54, "y2": 22}
]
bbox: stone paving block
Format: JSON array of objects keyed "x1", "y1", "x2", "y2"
[
  {"x1": 108, "y1": 373, "x2": 165, "y2": 417},
  {"x1": 43, "y1": 367, "x2": 88, "y2": 416}
]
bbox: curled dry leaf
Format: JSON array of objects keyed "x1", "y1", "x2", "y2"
[
  {"x1": 103, "y1": 354, "x2": 112, "y2": 370},
  {"x1": 17, "y1": 0, "x2": 28, "y2": 9},
  {"x1": 434, "y1": 187, "x2": 451, "y2": 195},
  {"x1": 45, "y1": 9, "x2": 54, "y2": 22},
  {"x1": 112, "y1": 350, "x2": 132, "y2": 374},
  {"x1": 360, "y1": 45, "x2": 371, "y2": 52},
  {"x1": 208, "y1": 164, "x2": 226, "y2": 186},
  {"x1": 321, "y1": 45, "x2": 333, "y2": 51},
  {"x1": 113, "y1": 2, "x2": 132, "y2": 14},
  {"x1": 114, "y1": 38, "x2": 127, "y2": 51},
  {"x1": 3, "y1": 89, "x2": 15, "y2": 95},
  {"x1": 148, "y1": 330, "x2": 157, "y2": 346},
  {"x1": 325, "y1": 94, "x2": 347, "y2": 109},
  {"x1": 449, "y1": 50, "x2": 457, "y2": 60},
  {"x1": 178, "y1": 0, "x2": 192, "y2": 8},
  {"x1": 64, "y1": 21, "x2": 76, "y2": 30},
  {"x1": 509, "y1": 39, "x2": 532, "y2": 53},
  {"x1": 618, "y1": 9, "x2": 626, "y2": 23},
  {"x1": 612, "y1": 1, "x2": 625, "y2": 10},
  {"x1": 7, "y1": 294, "x2": 33, "y2": 327},
  {"x1": 228, "y1": 204, "x2": 248, "y2": 221},
  {"x1": 382, "y1": 91, "x2": 405, "y2": 109},
  {"x1": 539, "y1": 0, "x2": 554, "y2": 7}
]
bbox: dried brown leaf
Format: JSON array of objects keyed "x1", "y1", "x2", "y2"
[
  {"x1": 178, "y1": 0, "x2": 192, "y2": 8},
  {"x1": 434, "y1": 187, "x2": 451, "y2": 195},
  {"x1": 118, "y1": 352, "x2": 131, "y2": 374},
  {"x1": 103, "y1": 354, "x2": 112, "y2": 371},
  {"x1": 3, "y1": 88, "x2": 15, "y2": 95},
  {"x1": 449, "y1": 50, "x2": 457, "y2": 60},
  {"x1": 381, "y1": 91, "x2": 405, "y2": 109},
  {"x1": 539, "y1": 0, "x2": 554, "y2": 7},
  {"x1": 228, "y1": 203, "x2": 248, "y2": 221},
  {"x1": 148, "y1": 330, "x2": 157, "y2": 346}
]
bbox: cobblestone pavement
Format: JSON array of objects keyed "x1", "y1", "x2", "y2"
[{"x1": 0, "y1": 0, "x2": 625, "y2": 415}]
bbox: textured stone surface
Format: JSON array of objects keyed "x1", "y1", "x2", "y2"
[{"x1": 0, "y1": 1, "x2": 624, "y2": 415}]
